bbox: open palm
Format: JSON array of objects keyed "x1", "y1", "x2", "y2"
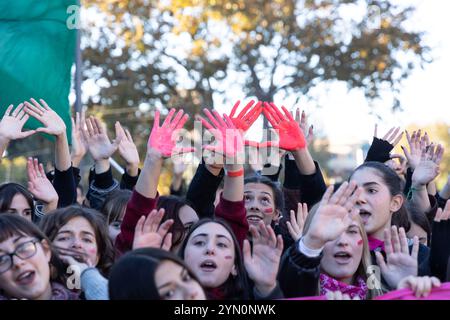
[
  {"x1": 24, "y1": 99, "x2": 66, "y2": 136},
  {"x1": 83, "y1": 116, "x2": 120, "y2": 160},
  {"x1": 261, "y1": 102, "x2": 306, "y2": 151},
  {"x1": 0, "y1": 104, "x2": 35, "y2": 140},
  {"x1": 132, "y1": 209, "x2": 174, "y2": 251},
  {"x1": 304, "y1": 182, "x2": 361, "y2": 248},
  {"x1": 376, "y1": 226, "x2": 418, "y2": 289},
  {"x1": 243, "y1": 222, "x2": 283, "y2": 293}
]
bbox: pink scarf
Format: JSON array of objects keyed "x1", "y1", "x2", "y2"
[
  {"x1": 368, "y1": 236, "x2": 385, "y2": 252},
  {"x1": 320, "y1": 274, "x2": 368, "y2": 300}
]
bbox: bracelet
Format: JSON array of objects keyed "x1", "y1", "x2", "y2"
[
  {"x1": 226, "y1": 168, "x2": 244, "y2": 177},
  {"x1": 407, "y1": 186, "x2": 426, "y2": 200}
]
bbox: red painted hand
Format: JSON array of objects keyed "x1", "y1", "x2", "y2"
[
  {"x1": 229, "y1": 100, "x2": 262, "y2": 132},
  {"x1": 197, "y1": 108, "x2": 245, "y2": 159},
  {"x1": 250, "y1": 102, "x2": 306, "y2": 151},
  {"x1": 148, "y1": 108, "x2": 192, "y2": 157}
]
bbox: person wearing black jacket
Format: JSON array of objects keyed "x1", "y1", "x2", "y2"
[
  {"x1": 279, "y1": 182, "x2": 383, "y2": 299},
  {"x1": 430, "y1": 201, "x2": 450, "y2": 282}
]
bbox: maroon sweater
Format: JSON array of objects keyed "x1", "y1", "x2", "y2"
[
  {"x1": 115, "y1": 190, "x2": 159, "y2": 257},
  {"x1": 215, "y1": 195, "x2": 249, "y2": 250}
]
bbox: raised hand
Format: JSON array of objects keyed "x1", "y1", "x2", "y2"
[
  {"x1": 27, "y1": 157, "x2": 58, "y2": 209},
  {"x1": 402, "y1": 130, "x2": 426, "y2": 170},
  {"x1": 259, "y1": 102, "x2": 306, "y2": 151},
  {"x1": 412, "y1": 144, "x2": 444, "y2": 186},
  {"x1": 295, "y1": 108, "x2": 314, "y2": 145},
  {"x1": 374, "y1": 125, "x2": 404, "y2": 148},
  {"x1": 71, "y1": 111, "x2": 88, "y2": 167},
  {"x1": 82, "y1": 116, "x2": 121, "y2": 161},
  {"x1": 24, "y1": 98, "x2": 66, "y2": 136},
  {"x1": 132, "y1": 209, "x2": 174, "y2": 251},
  {"x1": 148, "y1": 109, "x2": 191, "y2": 158},
  {"x1": 197, "y1": 108, "x2": 245, "y2": 159},
  {"x1": 243, "y1": 221, "x2": 283, "y2": 297},
  {"x1": 0, "y1": 104, "x2": 35, "y2": 141},
  {"x1": 286, "y1": 203, "x2": 309, "y2": 242},
  {"x1": 228, "y1": 100, "x2": 262, "y2": 132},
  {"x1": 302, "y1": 182, "x2": 361, "y2": 250},
  {"x1": 115, "y1": 121, "x2": 140, "y2": 174},
  {"x1": 434, "y1": 200, "x2": 450, "y2": 223},
  {"x1": 397, "y1": 276, "x2": 441, "y2": 298},
  {"x1": 375, "y1": 226, "x2": 419, "y2": 289}
]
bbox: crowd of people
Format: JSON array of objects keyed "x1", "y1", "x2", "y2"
[{"x1": 0, "y1": 98, "x2": 449, "y2": 300}]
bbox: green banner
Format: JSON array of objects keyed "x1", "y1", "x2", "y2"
[{"x1": 0, "y1": 0, "x2": 77, "y2": 140}]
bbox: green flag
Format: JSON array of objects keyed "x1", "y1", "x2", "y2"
[{"x1": 0, "y1": 0, "x2": 77, "y2": 139}]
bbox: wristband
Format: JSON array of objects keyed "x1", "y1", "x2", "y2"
[
  {"x1": 407, "y1": 185, "x2": 426, "y2": 200},
  {"x1": 226, "y1": 168, "x2": 244, "y2": 177}
]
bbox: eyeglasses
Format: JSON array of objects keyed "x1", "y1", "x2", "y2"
[{"x1": 0, "y1": 239, "x2": 39, "y2": 274}]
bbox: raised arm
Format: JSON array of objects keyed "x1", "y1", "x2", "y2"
[
  {"x1": 365, "y1": 125, "x2": 403, "y2": 163},
  {"x1": 198, "y1": 108, "x2": 248, "y2": 247},
  {"x1": 24, "y1": 98, "x2": 76, "y2": 206},
  {"x1": 410, "y1": 144, "x2": 444, "y2": 215},
  {"x1": 71, "y1": 111, "x2": 88, "y2": 168},
  {"x1": 82, "y1": 116, "x2": 121, "y2": 209},
  {"x1": 27, "y1": 157, "x2": 58, "y2": 215},
  {"x1": 115, "y1": 108, "x2": 190, "y2": 255},
  {"x1": 115, "y1": 121, "x2": 140, "y2": 190}
]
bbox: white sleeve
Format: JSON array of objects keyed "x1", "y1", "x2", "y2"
[{"x1": 298, "y1": 237, "x2": 323, "y2": 258}]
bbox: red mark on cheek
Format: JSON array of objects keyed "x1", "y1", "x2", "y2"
[
  {"x1": 225, "y1": 256, "x2": 233, "y2": 260},
  {"x1": 264, "y1": 208, "x2": 273, "y2": 214},
  {"x1": 357, "y1": 240, "x2": 363, "y2": 246},
  {"x1": 88, "y1": 248, "x2": 97, "y2": 255}
]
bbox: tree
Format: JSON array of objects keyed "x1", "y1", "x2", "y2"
[{"x1": 82, "y1": 0, "x2": 430, "y2": 111}]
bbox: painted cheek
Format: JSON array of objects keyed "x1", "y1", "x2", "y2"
[
  {"x1": 224, "y1": 255, "x2": 233, "y2": 260},
  {"x1": 263, "y1": 208, "x2": 273, "y2": 214},
  {"x1": 357, "y1": 240, "x2": 363, "y2": 246}
]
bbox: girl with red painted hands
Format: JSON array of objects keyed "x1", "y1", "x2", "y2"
[
  {"x1": 115, "y1": 108, "x2": 196, "y2": 256},
  {"x1": 187, "y1": 101, "x2": 325, "y2": 252},
  {"x1": 246, "y1": 102, "x2": 326, "y2": 250},
  {"x1": 186, "y1": 100, "x2": 262, "y2": 221},
  {"x1": 196, "y1": 108, "x2": 249, "y2": 249}
]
